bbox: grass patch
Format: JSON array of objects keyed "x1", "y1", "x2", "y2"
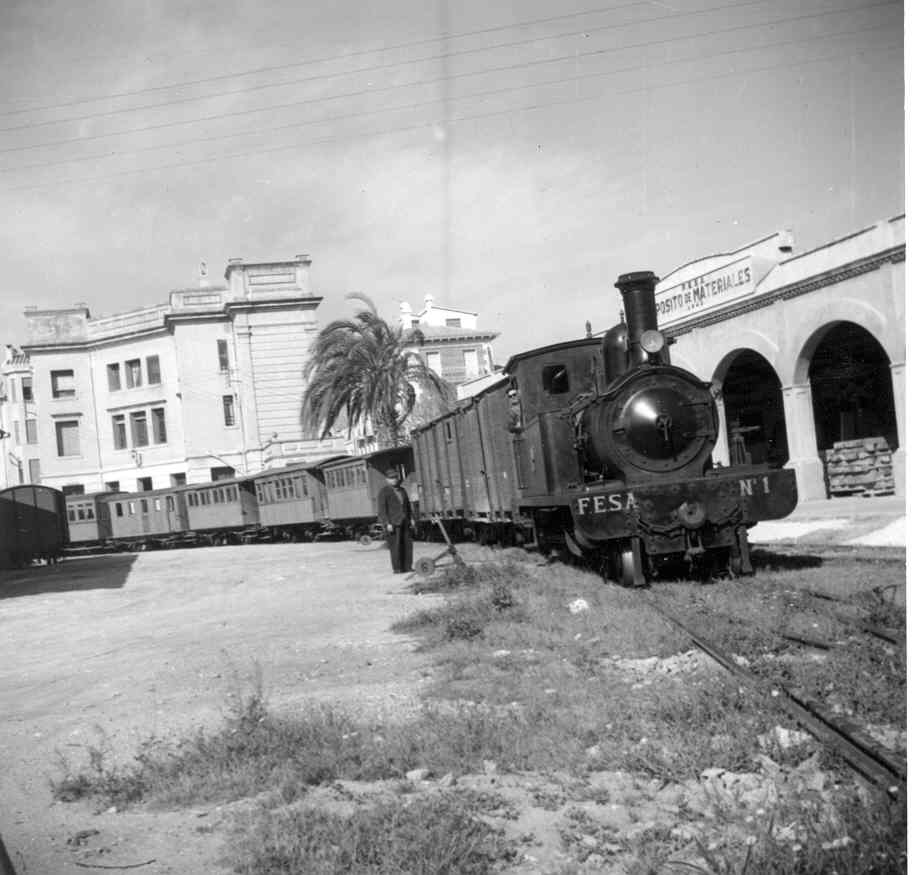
[{"x1": 228, "y1": 793, "x2": 514, "y2": 875}]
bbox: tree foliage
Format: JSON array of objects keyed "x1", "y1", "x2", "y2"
[{"x1": 301, "y1": 294, "x2": 451, "y2": 448}]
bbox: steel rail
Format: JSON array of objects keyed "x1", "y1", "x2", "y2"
[{"x1": 642, "y1": 594, "x2": 906, "y2": 797}]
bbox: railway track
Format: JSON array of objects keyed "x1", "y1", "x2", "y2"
[{"x1": 641, "y1": 592, "x2": 906, "y2": 798}]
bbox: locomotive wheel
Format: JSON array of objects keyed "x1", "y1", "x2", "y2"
[
  {"x1": 619, "y1": 538, "x2": 646, "y2": 587},
  {"x1": 358, "y1": 534, "x2": 372, "y2": 547},
  {"x1": 414, "y1": 557, "x2": 436, "y2": 577}
]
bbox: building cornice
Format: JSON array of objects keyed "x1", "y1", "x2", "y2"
[{"x1": 667, "y1": 245, "x2": 905, "y2": 338}]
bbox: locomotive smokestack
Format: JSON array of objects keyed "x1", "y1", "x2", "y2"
[{"x1": 615, "y1": 271, "x2": 659, "y2": 367}]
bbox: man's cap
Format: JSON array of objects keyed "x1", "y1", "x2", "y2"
[{"x1": 384, "y1": 468, "x2": 400, "y2": 478}]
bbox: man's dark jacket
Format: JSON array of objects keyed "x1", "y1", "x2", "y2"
[{"x1": 377, "y1": 484, "x2": 412, "y2": 527}]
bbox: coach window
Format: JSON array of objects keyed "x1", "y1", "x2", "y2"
[
  {"x1": 154, "y1": 498, "x2": 161, "y2": 511},
  {"x1": 541, "y1": 364, "x2": 569, "y2": 395},
  {"x1": 166, "y1": 496, "x2": 174, "y2": 511},
  {"x1": 77, "y1": 506, "x2": 86, "y2": 521},
  {"x1": 115, "y1": 502, "x2": 124, "y2": 517},
  {"x1": 128, "y1": 501, "x2": 136, "y2": 515},
  {"x1": 85, "y1": 504, "x2": 95, "y2": 520},
  {"x1": 67, "y1": 507, "x2": 76, "y2": 522},
  {"x1": 140, "y1": 499, "x2": 149, "y2": 513}
]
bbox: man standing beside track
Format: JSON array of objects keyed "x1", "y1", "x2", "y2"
[{"x1": 377, "y1": 468, "x2": 413, "y2": 574}]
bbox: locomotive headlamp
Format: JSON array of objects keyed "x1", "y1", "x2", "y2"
[{"x1": 640, "y1": 329, "x2": 665, "y2": 355}]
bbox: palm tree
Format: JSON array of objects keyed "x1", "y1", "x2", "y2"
[{"x1": 301, "y1": 294, "x2": 451, "y2": 448}]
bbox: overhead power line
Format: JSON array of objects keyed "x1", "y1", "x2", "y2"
[
  {"x1": 0, "y1": 1, "x2": 894, "y2": 155},
  {"x1": 0, "y1": 1, "x2": 648, "y2": 116},
  {"x1": 0, "y1": 0, "x2": 895, "y2": 135},
  {"x1": 4, "y1": 41, "x2": 898, "y2": 195},
  {"x1": 0, "y1": 22, "x2": 890, "y2": 178}
]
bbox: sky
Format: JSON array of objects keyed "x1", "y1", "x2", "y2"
[{"x1": 0, "y1": 0, "x2": 904, "y2": 362}]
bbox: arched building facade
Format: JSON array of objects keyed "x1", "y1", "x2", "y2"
[{"x1": 654, "y1": 216, "x2": 904, "y2": 502}]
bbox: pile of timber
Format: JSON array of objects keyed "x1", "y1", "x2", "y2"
[{"x1": 824, "y1": 436, "x2": 894, "y2": 497}]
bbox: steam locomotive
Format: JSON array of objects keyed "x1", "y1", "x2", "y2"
[{"x1": 411, "y1": 270, "x2": 798, "y2": 585}]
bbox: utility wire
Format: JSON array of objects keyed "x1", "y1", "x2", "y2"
[
  {"x1": 0, "y1": 21, "x2": 890, "y2": 178},
  {"x1": 0, "y1": 1, "x2": 894, "y2": 154},
  {"x1": 0, "y1": 1, "x2": 649, "y2": 116},
  {"x1": 5, "y1": 41, "x2": 898, "y2": 195},
  {"x1": 0, "y1": 0, "x2": 894, "y2": 135}
]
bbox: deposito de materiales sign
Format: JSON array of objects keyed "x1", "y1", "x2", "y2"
[{"x1": 655, "y1": 255, "x2": 758, "y2": 328}]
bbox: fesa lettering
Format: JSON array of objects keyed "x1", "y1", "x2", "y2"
[{"x1": 576, "y1": 492, "x2": 637, "y2": 514}]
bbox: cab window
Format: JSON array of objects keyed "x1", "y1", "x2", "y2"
[{"x1": 542, "y1": 364, "x2": 569, "y2": 395}]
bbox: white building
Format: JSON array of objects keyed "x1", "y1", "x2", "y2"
[
  {"x1": 0, "y1": 255, "x2": 345, "y2": 494},
  {"x1": 652, "y1": 216, "x2": 904, "y2": 501}
]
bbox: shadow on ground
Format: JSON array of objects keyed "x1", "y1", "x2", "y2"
[
  {"x1": 750, "y1": 549, "x2": 826, "y2": 571},
  {"x1": 0, "y1": 554, "x2": 137, "y2": 599}
]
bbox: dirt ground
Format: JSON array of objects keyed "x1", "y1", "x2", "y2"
[{"x1": 0, "y1": 541, "x2": 441, "y2": 875}]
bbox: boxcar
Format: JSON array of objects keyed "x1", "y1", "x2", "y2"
[
  {"x1": 412, "y1": 374, "x2": 524, "y2": 543},
  {"x1": 252, "y1": 464, "x2": 326, "y2": 539},
  {"x1": 0, "y1": 485, "x2": 68, "y2": 569},
  {"x1": 66, "y1": 492, "x2": 118, "y2": 548},
  {"x1": 321, "y1": 447, "x2": 415, "y2": 536},
  {"x1": 106, "y1": 488, "x2": 189, "y2": 547},
  {"x1": 183, "y1": 478, "x2": 259, "y2": 542}
]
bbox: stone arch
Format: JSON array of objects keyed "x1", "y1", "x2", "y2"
[
  {"x1": 801, "y1": 322, "x2": 898, "y2": 460},
  {"x1": 713, "y1": 347, "x2": 789, "y2": 467},
  {"x1": 790, "y1": 298, "x2": 894, "y2": 385}
]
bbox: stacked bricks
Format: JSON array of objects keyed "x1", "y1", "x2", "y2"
[{"x1": 824, "y1": 437, "x2": 894, "y2": 496}]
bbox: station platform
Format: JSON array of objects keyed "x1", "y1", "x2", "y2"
[{"x1": 751, "y1": 494, "x2": 907, "y2": 548}]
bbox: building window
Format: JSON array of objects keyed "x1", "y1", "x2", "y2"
[
  {"x1": 130, "y1": 411, "x2": 149, "y2": 447},
  {"x1": 137, "y1": 476, "x2": 152, "y2": 492},
  {"x1": 61, "y1": 484, "x2": 84, "y2": 496},
  {"x1": 125, "y1": 359, "x2": 142, "y2": 389},
  {"x1": 22, "y1": 377, "x2": 32, "y2": 402},
  {"x1": 25, "y1": 419, "x2": 37, "y2": 444},
  {"x1": 217, "y1": 339, "x2": 230, "y2": 372},
  {"x1": 51, "y1": 369, "x2": 75, "y2": 398},
  {"x1": 27, "y1": 458, "x2": 40, "y2": 483},
  {"x1": 445, "y1": 317, "x2": 462, "y2": 328},
  {"x1": 146, "y1": 355, "x2": 161, "y2": 385},
  {"x1": 9, "y1": 379, "x2": 16, "y2": 403},
  {"x1": 222, "y1": 395, "x2": 236, "y2": 426},
  {"x1": 55, "y1": 420, "x2": 80, "y2": 456},
  {"x1": 463, "y1": 349, "x2": 479, "y2": 379},
  {"x1": 170, "y1": 472, "x2": 186, "y2": 487},
  {"x1": 107, "y1": 363, "x2": 121, "y2": 391},
  {"x1": 105, "y1": 480, "x2": 120, "y2": 492},
  {"x1": 13, "y1": 421, "x2": 19, "y2": 444},
  {"x1": 112, "y1": 414, "x2": 127, "y2": 450},
  {"x1": 210, "y1": 466, "x2": 235, "y2": 481},
  {"x1": 151, "y1": 407, "x2": 167, "y2": 444},
  {"x1": 426, "y1": 351, "x2": 442, "y2": 375}
]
